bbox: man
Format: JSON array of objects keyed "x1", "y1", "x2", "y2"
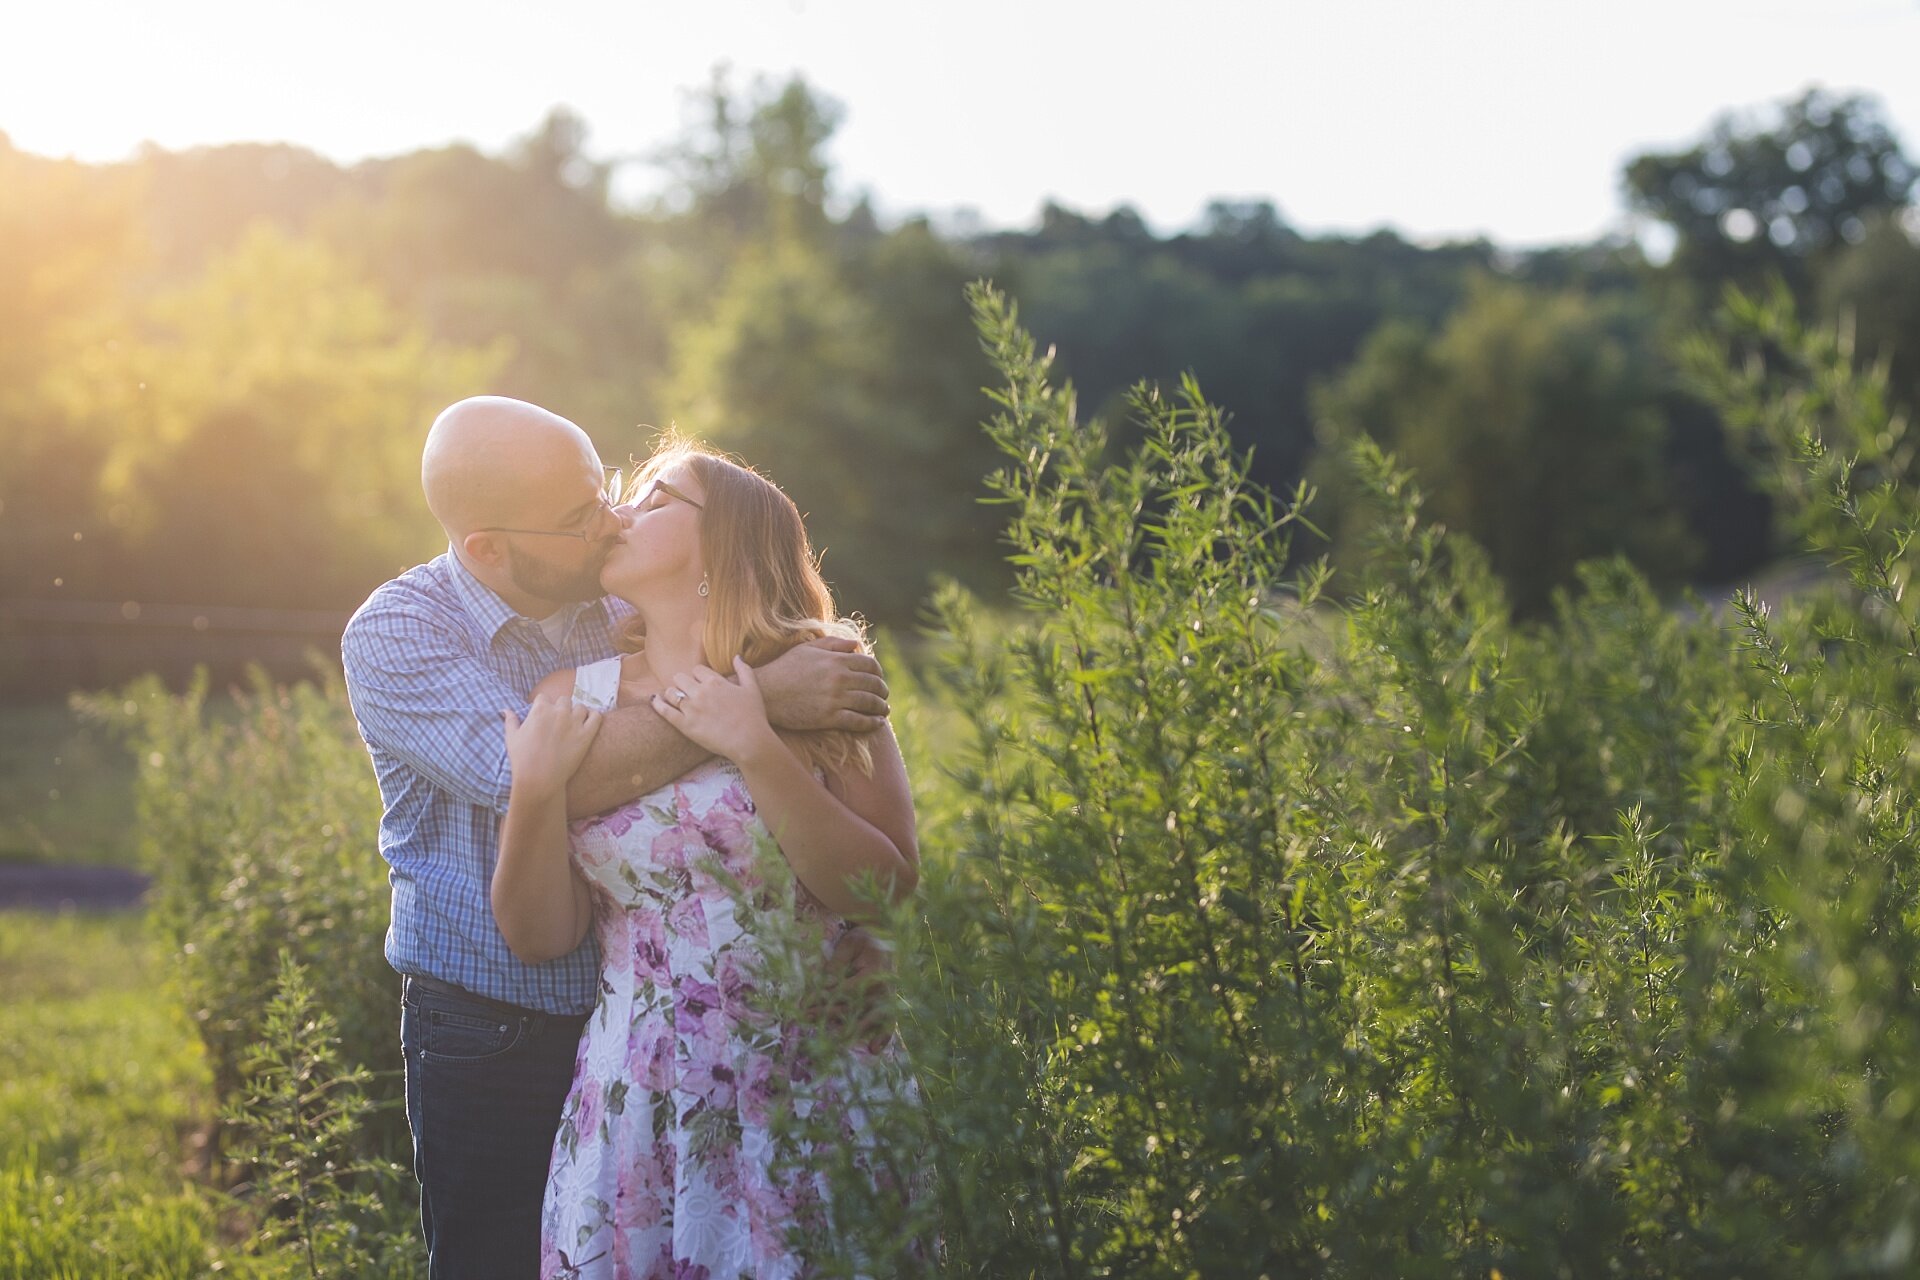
[{"x1": 341, "y1": 397, "x2": 888, "y2": 1279}]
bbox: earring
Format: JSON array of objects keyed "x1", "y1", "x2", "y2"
[{"x1": 698, "y1": 572, "x2": 710, "y2": 598}]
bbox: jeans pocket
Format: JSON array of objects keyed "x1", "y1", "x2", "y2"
[{"x1": 417, "y1": 1006, "x2": 528, "y2": 1066}]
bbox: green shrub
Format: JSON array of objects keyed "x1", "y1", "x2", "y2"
[
  {"x1": 74, "y1": 665, "x2": 413, "y2": 1272},
  {"x1": 223, "y1": 953, "x2": 414, "y2": 1279},
  {"x1": 76, "y1": 667, "x2": 402, "y2": 1162},
  {"x1": 808, "y1": 283, "x2": 1920, "y2": 1276}
]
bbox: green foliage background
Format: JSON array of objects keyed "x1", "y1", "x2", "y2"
[{"x1": 5, "y1": 80, "x2": 1918, "y2": 642}]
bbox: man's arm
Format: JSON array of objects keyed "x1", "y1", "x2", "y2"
[
  {"x1": 342, "y1": 599, "x2": 526, "y2": 814},
  {"x1": 343, "y1": 597, "x2": 707, "y2": 819},
  {"x1": 563, "y1": 702, "x2": 709, "y2": 818},
  {"x1": 559, "y1": 636, "x2": 891, "y2": 818},
  {"x1": 756, "y1": 636, "x2": 890, "y2": 733}
]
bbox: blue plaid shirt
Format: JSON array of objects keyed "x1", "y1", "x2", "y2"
[{"x1": 341, "y1": 550, "x2": 632, "y2": 1014}]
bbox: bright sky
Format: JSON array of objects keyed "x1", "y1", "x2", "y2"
[{"x1": 5, "y1": 0, "x2": 1918, "y2": 247}]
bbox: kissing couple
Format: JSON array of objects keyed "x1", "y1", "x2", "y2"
[{"x1": 342, "y1": 396, "x2": 919, "y2": 1278}]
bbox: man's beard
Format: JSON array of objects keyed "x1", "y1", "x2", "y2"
[{"x1": 506, "y1": 538, "x2": 613, "y2": 605}]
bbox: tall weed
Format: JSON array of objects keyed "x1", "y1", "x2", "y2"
[
  {"x1": 77, "y1": 668, "x2": 401, "y2": 1158},
  {"x1": 75, "y1": 667, "x2": 413, "y2": 1269},
  {"x1": 822, "y1": 283, "x2": 1920, "y2": 1276}
]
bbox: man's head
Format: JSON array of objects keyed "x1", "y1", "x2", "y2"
[{"x1": 421, "y1": 396, "x2": 623, "y2": 611}]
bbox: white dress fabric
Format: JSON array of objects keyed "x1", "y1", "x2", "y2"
[{"x1": 538, "y1": 668, "x2": 911, "y2": 1278}]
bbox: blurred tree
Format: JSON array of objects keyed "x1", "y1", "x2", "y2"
[
  {"x1": 1313, "y1": 278, "x2": 1698, "y2": 615},
  {"x1": 345, "y1": 108, "x2": 628, "y2": 293},
  {"x1": 1818, "y1": 212, "x2": 1920, "y2": 414},
  {"x1": 1623, "y1": 91, "x2": 1919, "y2": 582},
  {"x1": 0, "y1": 136, "x2": 145, "y2": 605},
  {"x1": 1199, "y1": 197, "x2": 1293, "y2": 247},
  {"x1": 666, "y1": 238, "x2": 889, "y2": 605},
  {"x1": 660, "y1": 75, "x2": 1002, "y2": 621},
  {"x1": 1626, "y1": 88, "x2": 1918, "y2": 301},
  {"x1": 135, "y1": 141, "x2": 353, "y2": 279},
  {"x1": 1654, "y1": 383, "x2": 1774, "y2": 585},
  {"x1": 988, "y1": 214, "x2": 1490, "y2": 501},
  {"x1": 27, "y1": 227, "x2": 506, "y2": 607},
  {"x1": 666, "y1": 227, "x2": 1001, "y2": 621},
  {"x1": 325, "y1": 110, "x2": 656, "y2": 434},
  {"x1": 654, "y1": 69, "x2": 842, "y2": 254},
  {"x1": 845, "y1": 219, "x2": 1006, "y2": 590},
  {"x1": 0, "y1": 134, "x2": 140, "y2": 393},
  {"x1": 1015, "y1": 245, "x2": 1239, "y2": 427},
  {"x1": 79, "y1": 117, "x2": 662, "y2": 447},
  {"x1": 512, "y1": 106, "x2": 610, "y2": 202},
  {"x1": 15, "y1": 79, "x2": 1892, "y2": 647}
]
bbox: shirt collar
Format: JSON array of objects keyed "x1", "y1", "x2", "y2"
[
  {"x1": 538, "y1": 599, "x2": 593, "y2": 646},
  {"x1": 443, "y1": 547, "x2": 610, "y2": 647},
  {"x1": 444, "y1": 547, "x2": 523, "y2": 643}
]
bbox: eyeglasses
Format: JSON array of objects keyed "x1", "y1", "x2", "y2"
[
  {"x1": 629, "y1": 476, "x2": 704, "y2": 511},
  {"x1": 477, "y1": 467, "x2": 629, "y2": 542}
]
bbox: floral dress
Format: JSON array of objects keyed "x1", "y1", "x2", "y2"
[{"x1": 538, "y1": 753, "x2": 908, "y2": 1279}]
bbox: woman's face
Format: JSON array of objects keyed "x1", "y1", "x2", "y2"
[{"x1": 599, "y1": 462, "x2": 707, "y2": 605}]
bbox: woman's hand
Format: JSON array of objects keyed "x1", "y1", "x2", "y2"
[
  {"x1": 652, "y1": 657, "x2": 781, "y2": 765},
  {"x1": 503, "y1": 693, "x2": 602, "y2": 798}
]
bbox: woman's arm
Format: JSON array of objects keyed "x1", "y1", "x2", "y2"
[
  {"x1": 546, "y1": 639, "x2": 891, "y2": 819},
  {"x1": 493, "y1": 693, "x2": 601, "y2": 964},
  {"x1": 654, "y1": 660, "x2": 918, "y2": 919},
  {"x1": 734, "y1": 720, "x2": 918, "y2": 919}
]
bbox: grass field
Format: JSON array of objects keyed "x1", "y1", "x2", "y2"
[
  {"x1": 0, "y1": 703, "x2": 138, "y2": 868},
  {"x1": 1, "y1": 701, "x2": 228, "y2": 1274},
  {"x1": 0, "y1": 691, "x2": 422, "y2": 1276},
  {"x1": 0, "y1": 910, "x2": 226, "y2": 1278}
]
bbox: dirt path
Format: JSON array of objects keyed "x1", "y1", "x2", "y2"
[{"x1": 0, "y1": 863, "x2": 151, "y2": 910}]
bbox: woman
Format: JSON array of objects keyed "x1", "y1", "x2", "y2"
[{"x1": 491, "y1": 438, "x2": 919, "y2": 1279}]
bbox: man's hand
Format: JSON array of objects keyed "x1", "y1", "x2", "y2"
[{"x1": 757, "y1": 636, "x2": 889, "y2": 733}]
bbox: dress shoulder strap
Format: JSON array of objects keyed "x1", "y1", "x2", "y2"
[{"x1": 571, "y1": 655, "x2": 624, "y2": 712}]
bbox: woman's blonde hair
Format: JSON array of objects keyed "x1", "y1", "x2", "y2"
[{"x1": 618, "y1": 434, "x2": 872, "y2": 778}]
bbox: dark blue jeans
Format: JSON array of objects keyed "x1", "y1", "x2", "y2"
[{"x1": 400, "y1": 976, "x2": 588, "y2": 1280}]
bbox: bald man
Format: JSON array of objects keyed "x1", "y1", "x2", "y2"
[{"x1": 341, "y1": 397, "x2": 887, "y2": 1279}]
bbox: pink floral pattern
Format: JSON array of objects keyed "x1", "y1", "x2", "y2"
[{"x1": 539, "y1": 760, "x2": 907, "y2": 1279}]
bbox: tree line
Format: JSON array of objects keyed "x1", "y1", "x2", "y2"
[{"x1": 2, "y1": 79, "x2": 1916, "y2": 635}]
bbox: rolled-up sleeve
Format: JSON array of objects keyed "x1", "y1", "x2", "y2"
[{"x1": 341, "y1": 591, "x2": 526, "y2": 815}]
